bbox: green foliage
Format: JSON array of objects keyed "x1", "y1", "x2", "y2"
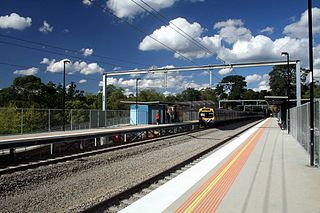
[
  {"x1": 216, "y1": 75, "x2": 247, "y2": 100},
  {"x1": 269, "y1": 65, "x2": 296, "y2": 98},
  {"x1": 23, "y1": 107, "x2": 48, "y2": 133},
  {"x1": 302, "y1": 85, "x2": 320, "y2": 99},
  {"x1": 200, "y1": 88, "x2": 217, "y2": 102},
  {"x1": 138, "y1": 89, "x2": 165, "y2": 102},
  {"x1": 106, "y1": 85, "x2": 127, "y2": 110},
  {"x1": 181, "y1": 88, "x2": 201, "y2": 101},
  {"x1": 0, "y1": 104, "x2": 21, "y2": 134},
  {"x1": 243, "y1": 89, "x2": 259, "y2": 100}
]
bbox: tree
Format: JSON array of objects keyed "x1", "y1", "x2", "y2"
[
  {"x1": 0, "y1": 104, "x2": 20, "y2": 134},
  {"x1": 181, "y1": 88, "x2": 201, "y2": 101},
  {"x1": 200, "y1": 88, "x2": 217, "y2": 102},
  {"x1": 257, "y1": 90, "x2": 271, "y2": 99},
  {"x1": 216, "y1": 75, "x2": 247, "y2": 100},
  {"x1": 137, "y1": 89, "x2": 165, "y2": 102},
  {"x1": 269, "y1": 65, "x2": 296, "y2": 98},
  {"x1": 243, "y1": 89, "x2": 259, "y2": 100},
  {"x1": 164, "y1": 95, "x2": 178, "y2": 103},
  {"x1": 10, "y1": 75, "x2": 46, "y2": 108},
  {"x1": 106, "y1": 85, "x2": 127, "y2": 110}
]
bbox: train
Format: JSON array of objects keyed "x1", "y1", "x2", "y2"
[{"x1": 198, "y1": 107, "x2": 264, "y2": 126}]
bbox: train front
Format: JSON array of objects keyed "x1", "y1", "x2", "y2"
[{"x1": 199, "y1": 108, "x2": 215, "y2": 126}]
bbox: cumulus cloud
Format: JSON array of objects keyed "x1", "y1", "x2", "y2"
[
  {"x1": 82, "y1": 0, "x2": 93, "y2": 5},
  {"x1": 107, "y1": 70, "x2": 202, "y2": 92},
  {"x1": 39, "y1": 20, "x2": 53, "y2": 33},
  {"x1": 218, "y1": 67, "x2": 233, "y2": 75},
  {"x1": 113, "y1": 66, "x2": 122, "y2": 71},
  {"x1": 214, "y1": 19, "x2": 252, "y2": 44},
  {"x1": 253, "y1": 74, "x2": 270, "y2": 91},
  {"x1": 139, "y1": 17, "x2": 221, "y2": 59},
  {"x1": 283, "y1": 7, "x2": 320, "y2": 38},
  {"x1": 245, "y1": 74, "x2": 262, "y2": 84},
  {"x1": 217, "y1": 35, "x2": 313, "y2": 67},
  {"x1": 79, "y1": 79, "x2": 87, "y2": 84},
  {"x1": 81, "y1": 48, "x2": 94, "y2": 57},
  {"x1": 40, "y1": 58, "x2": 104, "y2": 75},
  {"x1": 13, "y1": 67, "x2": 38, "y2": 75},
  {"x1": 0, "y1": 13, "x2": 32, "y2": 30},
  {"x1": 163, "y1": 90, "x2": 176, "y2": 97},
  {"x1": 106, "y1": 0, "x2": 177, "y2": 19},
  {"x1": 260, "y1": 26, "x2": 274, "y2": 35}
]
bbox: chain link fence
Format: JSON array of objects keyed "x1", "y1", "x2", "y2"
[
  {"x1": 0, "y1": 108, "x2": 130, "y2": 135},
  {"x1": 0, "y1": 108, "x2": 199, "y2": 136},
  {"x1": 290, "y1": 101, "x2": 319, "y2": 165}
]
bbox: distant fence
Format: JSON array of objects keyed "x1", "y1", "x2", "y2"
[
  {"x1": 290, "y1": 101, "x2": 320, "y2": 166},
  {"x1": 0, "y1": 108, "x2": 130, "y2": 135},
  {"x1": 0, "y1": 108, "x2": 199, "y2": 136}
]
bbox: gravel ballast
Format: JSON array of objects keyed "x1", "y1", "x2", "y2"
[{"x1": 0, "y1": 119, "x2": 262, "y2": 212}]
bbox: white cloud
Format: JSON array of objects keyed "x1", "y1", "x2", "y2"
[
  {"x1": 113, "y1": 66, "x2": 122, "y2": 71},
  {"x1": 81, "y1": 48, "x2": 94, "y2": 57},
  {"x1": 39, "y1": 20, "x2": 53, "y2": 33},
  {"x1": 40, "y1": 58, "x2": 104, "y2": 75},
  {"x1": 218, "y1": 67, "x2": 233, "y2": 75},
  {"x1": 314, "y1": 69, "x2": 320, "y2": 80},
  {"x1": 217, "y1": 35, "x2": 313, "y2": 67},
  {"x1": 260, "y1": 26, "x2": 274, "y2": 35},
  {"x1": 283, "y1": 7, "x2": 320, "y2": 38},
  {"x1": 82, "y1": 0, "x2": 93, "y2": 5},
  {"x1": 0, "y1": 13, "x2": 32, "y2": 30},
  {"x1": 214, "y1": 19, "x2": 252, "y2": 44},
  {"x1": 79, "y1": 79, "x2": 87, "y2": 84},
  {"x1": 123, "y1": 88, "x2": 133, "y2": 96},
  {"x1": 106, "y1": 0, "x2": 177, "y2": 19},
  {"x1": 107, "y1": 71, "x2": 199, "y2": 92},
  {"x1": 253, "y1": 74, "x2": 270, "y2": 91},
  {"x1": 245, "y1": 74, "x2": 262, "y2": 84},
  {"x1": 13, "y1": 67, "x2": 38, "y2": 75},
  {"x1": 139, "y1": 17, "x2": 221, "y2": 59},
  {"x1": 137, "y1": 10, "x2": 320, "y2": 72},
  {"x1": 163, "y1": 91, "x2": 176, "y2": 97}
]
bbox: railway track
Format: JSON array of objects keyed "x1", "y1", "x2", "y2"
[
  {"x1": 0, "y1": 119, "x2": 263, "y2": 213},
  {"x1": 0, "y1": 126, "x2": 206, "y2": 176},
  {"x1": 82, "y1": 119, "x2": 263, "y2": 213}
]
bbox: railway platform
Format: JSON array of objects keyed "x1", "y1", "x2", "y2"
[{"x1": 120, "y1": 118, "x2": 320, "y2": 213}]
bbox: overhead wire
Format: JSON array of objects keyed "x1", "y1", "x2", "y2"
[
  {"x1": 134, "y1": 0, "x2": 215, "y2": 56},
  {"x1": 129, "y1": 0, "x2": 221, "y2": 81},
  {"x1": 0, "y1": 61, "x2": 102, "y2": 82},
  {"x1": 0, "y1": 40, "x2": 134, "y2": 69},
  {"x1": 91, "y1": 0, "x2": 199, "y2": 66},
  {"x1": 0, "y1": 33, "x2": 151, "y2": 68}
]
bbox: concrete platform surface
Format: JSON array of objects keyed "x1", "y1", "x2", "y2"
[{"x1": 121, "y1": 118, "x2": 320, "y2": 213}]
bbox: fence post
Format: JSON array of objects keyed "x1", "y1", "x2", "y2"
[
  {"x1": 97, "y1": 110, "x2": 100, "y2": 127},
  {"x1": 20, "y1": 109, "x2": 24, "y2": 134},
  {"x1": 48, "y1": 109, "x2": 51, "y2": 132},
  {"x1": 89, "y1": 110, "x2": 91, "y2": 129},
  {"x1": 50, "y1": 144, "x2": 54, "y2": 155},
  {"x1": 105, "y1": 110, "x2": 107, "y2": 127},
  {"x1": 71, "y1": 109, "x2": 73, "y2": 130}
]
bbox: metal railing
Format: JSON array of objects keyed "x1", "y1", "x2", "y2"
[
  {"x1": 0, "y1": 108, "x2": 130, "y2": 135},
  {"x1": 289, "y1": 101, "x2": 319, "y2": 165},
  {"x1": 0, "y1": 108, "x2": 199, "y2": 136}
]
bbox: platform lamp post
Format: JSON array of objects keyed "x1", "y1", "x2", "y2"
[
  {"x1": 281, "y1": 52, "x2": 290, "y2": 133},
  {"x1": 62, "y1": 60, "x2": 70, "y2": 131},
  {"x1": 135, "y1": 78, "x2": 140, "y2": 125},
  {"x1": 308, "y1": 0, "x2": 315, "y2": 166}
]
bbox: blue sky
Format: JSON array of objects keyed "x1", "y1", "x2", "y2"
[{"x1": 0, "y1": 0, "x2": 319, "y2": 96}]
